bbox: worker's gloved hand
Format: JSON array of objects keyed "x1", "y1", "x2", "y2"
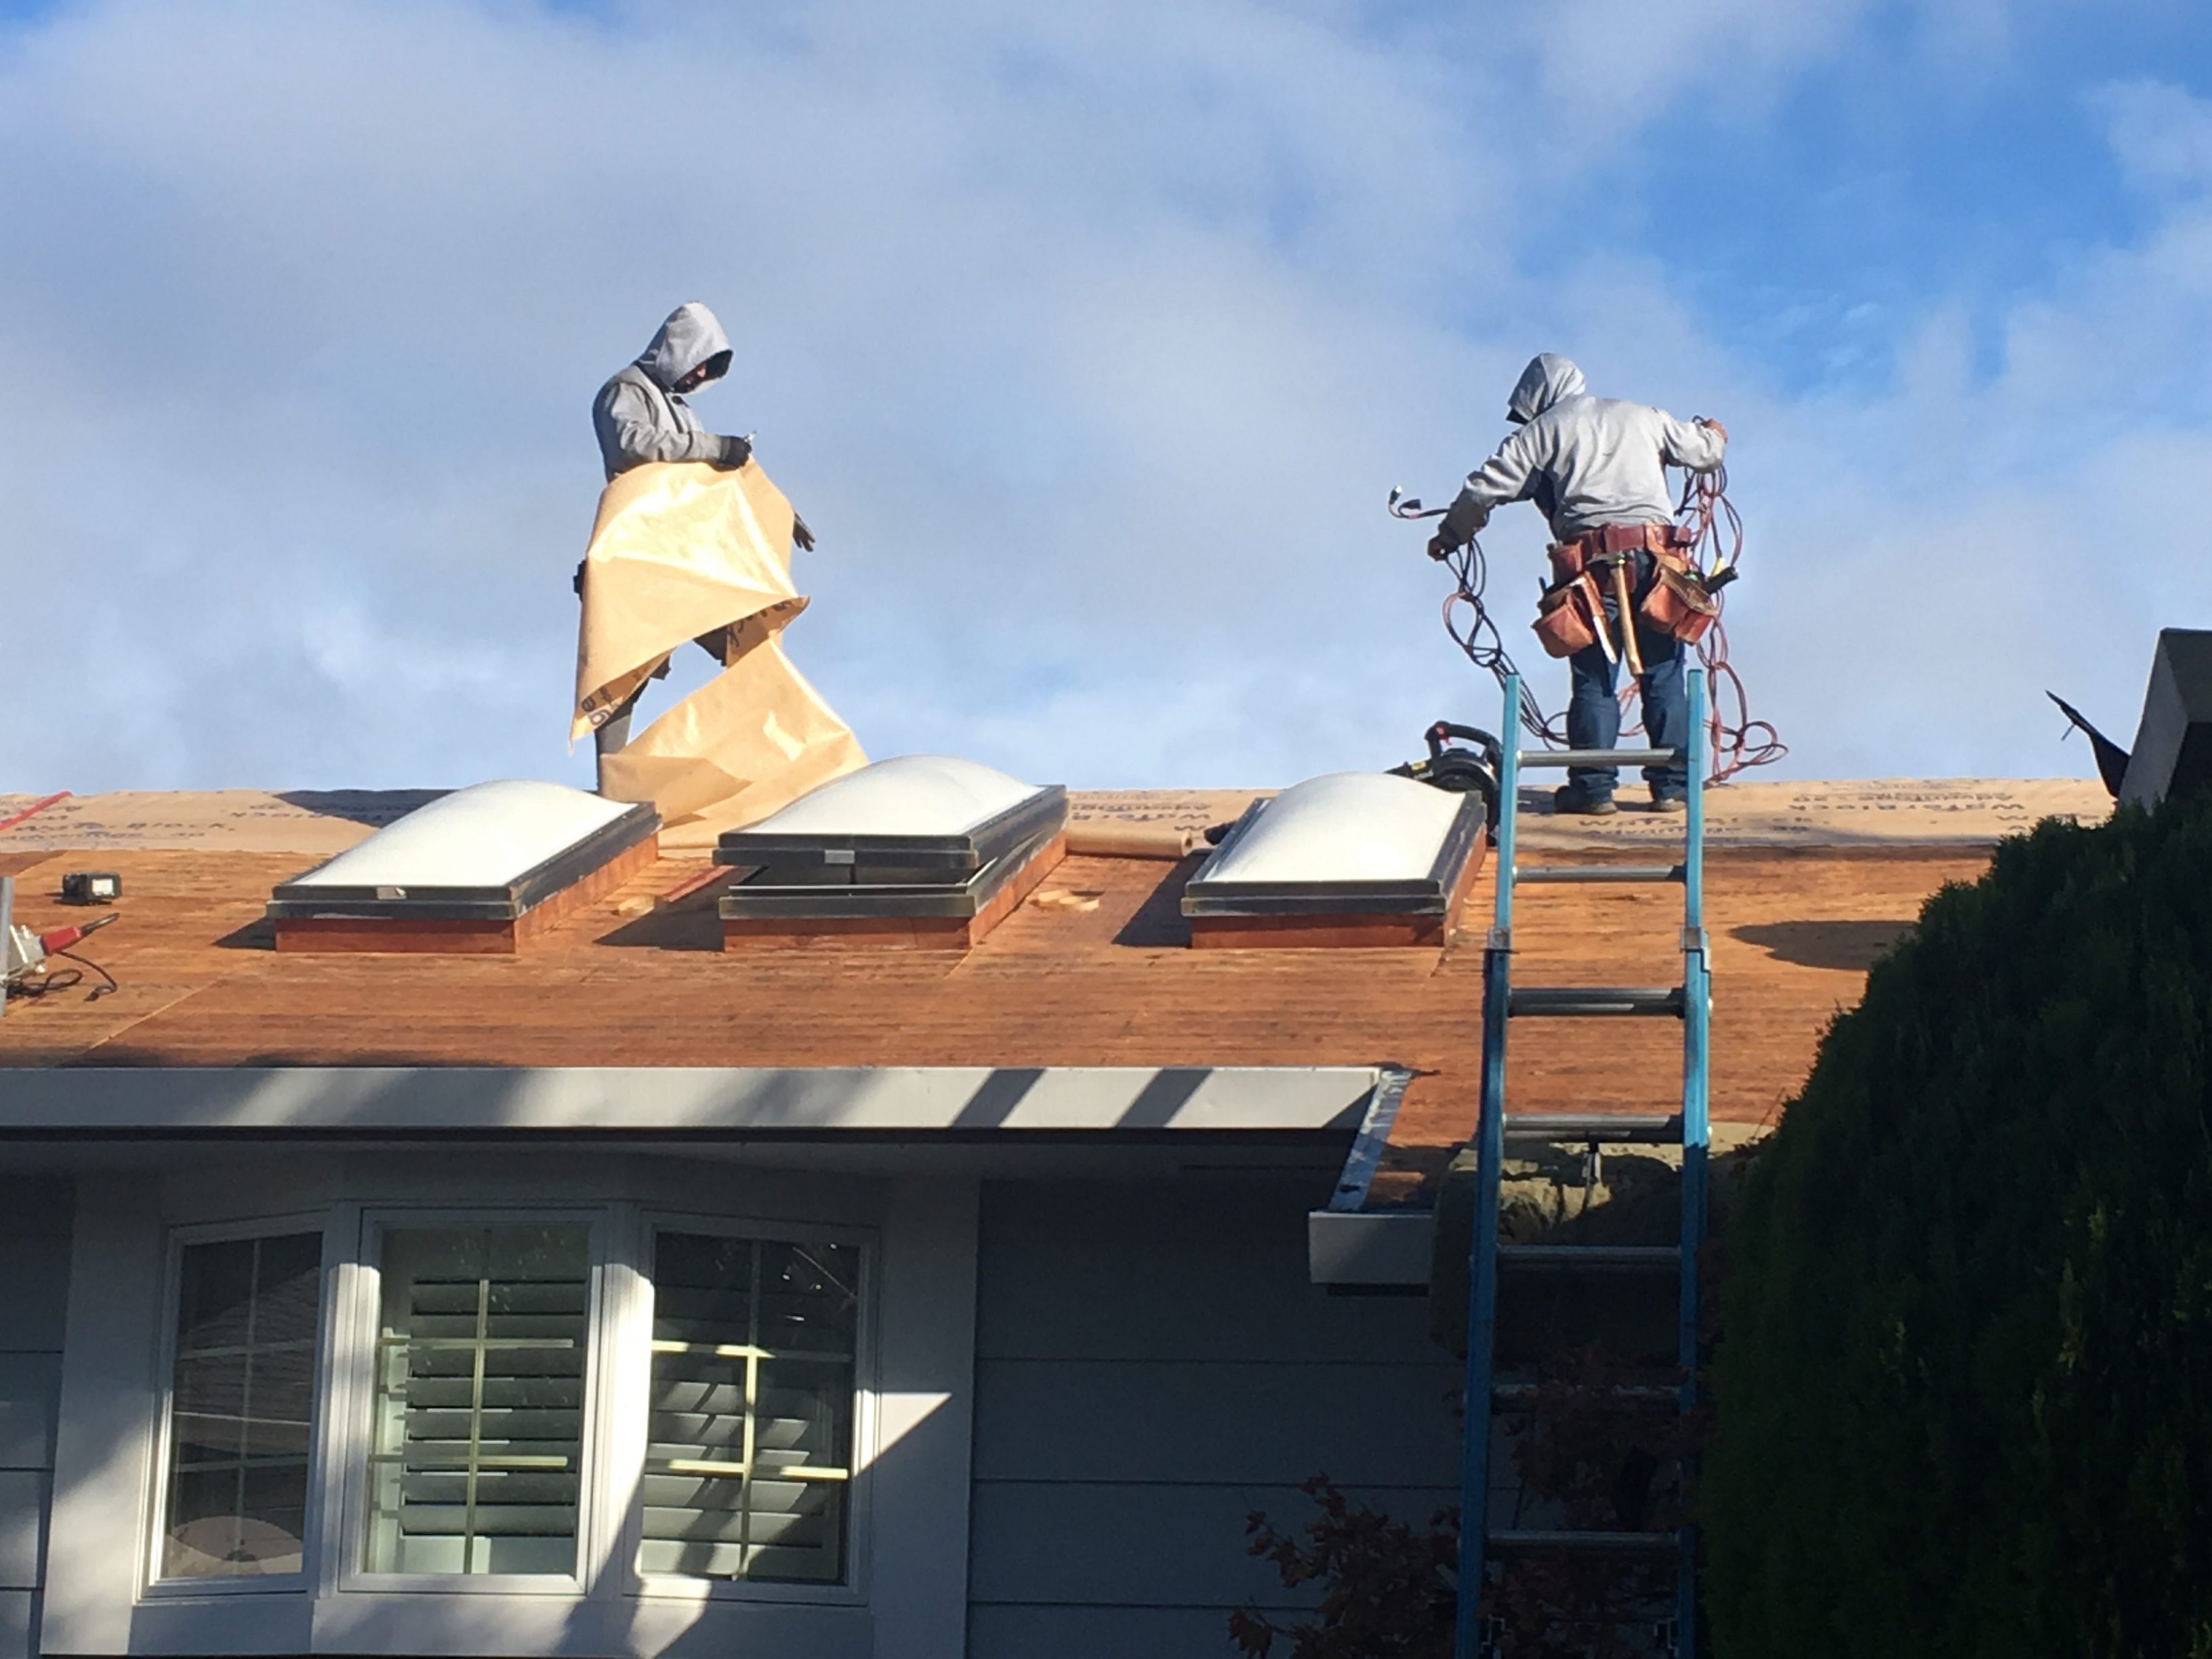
[
  {"x1": 715, "y1": 434, "x2": 754, "y2": 469},
  {"x1": 793, "y1": 515, "x2": 817, "y2": 553},
  {"x1": 1427, "y1": 499, "x2": 1485, "y2": 560},
  {"x1": 1696, "y1": 416, "x2": 1728, "y2": 443}
]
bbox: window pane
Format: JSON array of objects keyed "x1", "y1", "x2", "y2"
[
  {"x1": 366, "y1": 1226, "x2": 590, "y2": 1576},
  {"x1": 161, "y1": 1231, "x2": 323, "y2": 1580},
  {"x1": 640, "y1": 1233, "x2": 858, "y2": 1584}
]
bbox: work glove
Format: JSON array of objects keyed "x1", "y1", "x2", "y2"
[
  {"x1": 793, "y1": 514, "x2": 817, "y2": 553},
  {"x1": 715, "y1": 433, "x2": 754, "y2": 469},
  {"x1": 1427, "y1": 499, "x2": 1486, "y2": 560},
  {"x1": 1695, "y1": 416, "x2": 1728, "y2": 443}
]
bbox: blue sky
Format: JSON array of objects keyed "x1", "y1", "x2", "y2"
[{"x1": 2, "y1": 0, "x2": 2209, "y2": 794}]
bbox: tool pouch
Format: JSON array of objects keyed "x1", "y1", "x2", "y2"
[
  {"x1": 1545, "y1": 541, "x2": 1588, "y2": 586},
  {"x1": 1637, "y1": 553, "x2": 1721, "y2": 645},
  {"x1": 1532, "y1": 573, "x2": 1603, "y2": 659}
]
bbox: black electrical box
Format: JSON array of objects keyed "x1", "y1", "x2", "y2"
[{"x1": 60, "y1": 872, "x2": 121, "y2": 905}]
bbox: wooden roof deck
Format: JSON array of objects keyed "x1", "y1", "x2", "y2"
[{"x1": 0, "y1": 800, "x2": 2017, "y2": 1200}]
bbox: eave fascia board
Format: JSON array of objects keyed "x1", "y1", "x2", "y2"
[{"x1": 0, "y1": 1063, "x2": 1382, "y2": 1139}]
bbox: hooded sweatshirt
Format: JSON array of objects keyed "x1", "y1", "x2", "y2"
[
  {"x1": 1439, "y1": 353, "x2": 1725, "y2": 544},
  {"x1": 592, "y1": 302, "x2": 750, "y2": 480}
]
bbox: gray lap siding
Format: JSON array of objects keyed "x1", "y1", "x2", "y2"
[
  {"x1": 0, "y1": 1178, "x2": 72, "y2": 1659},
  {"x1": 966, "y1": 1177, "x2": 1456, "y2": 1658}
]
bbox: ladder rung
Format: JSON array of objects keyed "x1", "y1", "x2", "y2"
[
  {"x1": 1516, "y1": 747, "x2": 1683, "y2": 769},
  {"x1": 1502, "y1": 1113, "x2": 1683, "y2": 1144},
  {"x1": 1510, "y1": 986, "x2": 1683, "y2": 1017},
  {"x1": 1498, "y1": 1244, "x2": 1681, "y2": 1271},
  {"x1": 1485, "y1": 1528, "x2": 1681, "y2": 1556},
  {"x1": 1515, "y1": 863, "x2": 1685, "y2": 885},
  {"x1": 1491, "y1": 1381, "x2": 1677, "y2": 1404}
]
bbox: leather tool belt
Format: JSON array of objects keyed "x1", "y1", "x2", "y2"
[
  {"x1": 1534, "y1": 522, "x2": 1719, "y2": 652},
  {"x1": 1544, "y1": 521, "x2": 1694, "y2": 586}
]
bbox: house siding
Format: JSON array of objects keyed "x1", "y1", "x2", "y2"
[
  {"x1": 0, "y1": 1177, "x2": 72, "y2": 1659},
  {"x1": 967, "y1": 1177, "x2": 1457, "y2": 1658}
]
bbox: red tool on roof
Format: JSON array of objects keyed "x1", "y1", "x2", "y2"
[
  {"x1": 0, "y1": 791, "x2": 69, "y2": 836},
  {"x1": 3, "y1": 910, "x2": 117, "y2": 991}
]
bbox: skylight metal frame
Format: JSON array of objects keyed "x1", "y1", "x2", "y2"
[
  {"x1": 719, "y1": 828, "x2": 1059, "y2": 922},
  {"x1": 268, "y1": 802, "x2": 659, "y2": 924},
  {"x1": 712, "y1": 785, "x2": 1067, "y2": 881},
  {"x1": 1181, "y1": 791, "x2": 1486, "y2": 918}
]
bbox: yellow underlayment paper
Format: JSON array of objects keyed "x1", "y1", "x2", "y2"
[{"x1": 571, "y1": 460, "x2": 865, "y2": 837}]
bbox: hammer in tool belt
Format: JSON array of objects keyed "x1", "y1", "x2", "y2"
[{"x1": 1593, "y1": 553, "x2": 1645, "y2": 678}]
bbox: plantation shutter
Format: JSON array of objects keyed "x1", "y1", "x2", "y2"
[
  {"x1": 640, "y1": 1233, "x2": 859, "y2": 1583},
  {"x1": 365, "y1": 1227, "x2": 591, "y2": 1576}
]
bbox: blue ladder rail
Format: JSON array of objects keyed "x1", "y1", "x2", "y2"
[{"x1": 1456, "y1": 669, "x2": 1712, "y2": 1659}]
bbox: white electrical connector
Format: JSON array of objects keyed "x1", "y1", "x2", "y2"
[
  {"x1": 1, "y1": 879, "x2": 119, "y2": 995},
  {"x1": 3, "y1": 922, "x2": 41, "y2": 983}
]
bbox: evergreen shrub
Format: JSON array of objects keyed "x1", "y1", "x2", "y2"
[{"x1": 1705, "y1": 792, "x2": 2212, "y2": 1657}]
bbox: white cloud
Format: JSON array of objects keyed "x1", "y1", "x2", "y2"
[
  {"x1": 0, "y1": 0, "x2": 2204, "y2": 802},
  {"x1": 2092, "y1": 77, "x2": 2212, "y2": 197},
  {"x1": 1507, "y1": 0, "x2": 1872, "y2": 112}
]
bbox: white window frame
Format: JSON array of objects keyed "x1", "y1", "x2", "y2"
[
  {"x1": 141, "y1": 1213, "x2": 337, "y2": 1603},
  {"x1": 330, "y1": 1206, "x2": 616, "y2": 1599},
  {"x1": 614, "y1": 1211, "x2": 878, "y2": 1608},
  {"x1": 45, "y1": 1156, "x2": 975, "y2": 1659}
]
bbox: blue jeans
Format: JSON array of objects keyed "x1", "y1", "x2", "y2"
[{"x1": 1565, "y1": 554, "x2": 1689, "y2": 800}]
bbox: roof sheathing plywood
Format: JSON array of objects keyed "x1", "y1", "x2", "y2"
[{"x1": 0, "y1": 833, "x2": 2000, "y2": 1199}]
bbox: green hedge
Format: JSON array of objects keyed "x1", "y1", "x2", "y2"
[{"x1": 1705, "y1": 792, "x2": 2212, "y2": 1658}]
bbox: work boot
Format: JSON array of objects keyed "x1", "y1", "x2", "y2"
[
  {"x1": 1649, "y1": 793, "x2": 1687, "y2": 815},
  {"x1": 1553, "y1": 785, "x2": 1618, "y2": 817}
]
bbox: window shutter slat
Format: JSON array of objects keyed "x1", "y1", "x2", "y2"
[
  {"x1": 367, "y1": 1227, "x2": 590, "y2": 1576},
  {"x1": 639, "y1": 1234, "x2": 859, "y2": 1584}
]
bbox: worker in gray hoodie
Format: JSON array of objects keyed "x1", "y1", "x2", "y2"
[
  {"x1": 1427, "y1": 354, "x2": 1727, "y2": 815},
  {"x1": 584, "y1": 301, "x2": 814, "y2": 762},
  {"x1": 594, "y1": 300, "x2": 777, "y2": 483}
]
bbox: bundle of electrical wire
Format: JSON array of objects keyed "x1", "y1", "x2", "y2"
[
  {"x1": 1672, "y1": 465, "x2": 1786, "y2": 783},
  {"x1": 1409, "y1": 464, "x2": 1787, "y2": 783}
]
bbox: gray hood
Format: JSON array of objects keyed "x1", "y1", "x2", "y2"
[
  {"x1": 637, "y1": 302, "x2": 731, "y2": 392},
  {"x1": 1507, "y1": 353, "x2": 1586, "y2": 423}
]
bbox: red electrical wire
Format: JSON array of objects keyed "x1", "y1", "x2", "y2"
[
  {"x1": 1672, "y1": 465, "x2": 1786, "y2": 783},
  {"x1": 1438, "y1": 537, "x2": 1572, "y2": 747}
]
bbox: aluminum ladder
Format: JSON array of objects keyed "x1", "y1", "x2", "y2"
[{"x1": 1454, "y1": 668, "x2": 1711, "y2": 1659}]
